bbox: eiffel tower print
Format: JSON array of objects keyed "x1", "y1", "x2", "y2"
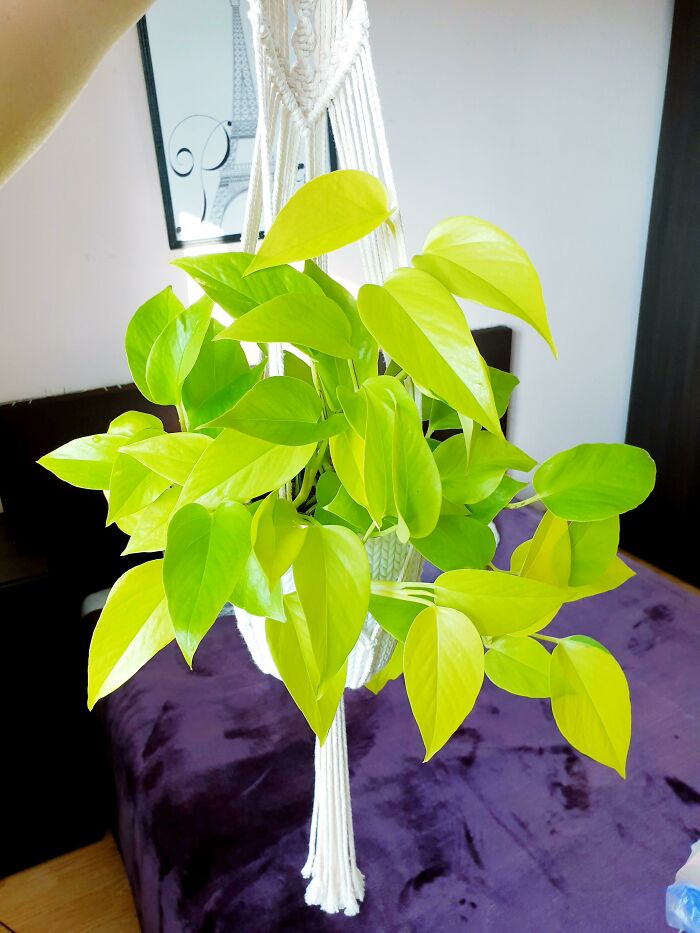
[{"x1": 207, "y1": 0, "x2": 259, "y2": 228}]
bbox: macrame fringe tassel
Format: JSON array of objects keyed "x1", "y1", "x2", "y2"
[{"x1": 301, "y1": 698, "x2": 365, "y2": 916}]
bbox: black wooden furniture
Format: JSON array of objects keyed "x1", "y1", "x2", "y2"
[
  {"x1": 0, "y1": 386, "x2": 177, "y2": 877},
  {"x1": 623, "y1": 0, "x2": 700, "y2": 585}
]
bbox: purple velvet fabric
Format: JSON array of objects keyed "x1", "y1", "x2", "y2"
[{"x1": 98, "y1": 509, "x2": 700, "y2": 932}]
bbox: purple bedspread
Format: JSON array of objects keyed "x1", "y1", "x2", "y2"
[{"x1": 99, "y1": 509, "x2": 700, "y2": 932}]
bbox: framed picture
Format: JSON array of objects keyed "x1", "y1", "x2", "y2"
[{"x1": 138, "y1": 0, "x2": 335, "y2": 249}]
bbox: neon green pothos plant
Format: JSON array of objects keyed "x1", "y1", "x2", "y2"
[{"x1": 39, "y1": 170, "x2": 655, "y2": 777}]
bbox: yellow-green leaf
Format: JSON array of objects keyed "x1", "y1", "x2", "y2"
[
  {"x1": 329, "y1": 427, "x2": 368, "y2": 509},
  {"x1": 164, "y1": 501, "x2": 251, "y2": 665},
  {"x1": 39, "y1": 434, "x2": 126, "y2": 490},
  {"x1": 435, "y1": 569, "x2": 563, "y2": 636},
  {"x1": 265, "y1": 595, "x2": 346, "y2": 743},
  {"x1": 215, "y1": 293, "x2": 356, "y2": 359},
  {"x1": 412, "y1": 514, "x2": 496, "y2": 571},
  {"x1": 179, "y1": 428, "x2": 315, "y2": 509},
  {"x1": 181, "y1": 320, "x2": 250, "y2": 424},
  {"x1": 121, "y1": 486, "x2": 181, "y2": 555},
  {"x1": 357, "y1": 269, "x2": 502, "y2": 435},
  {"x1": 365, "y1": 642, "x2": 403, "y2": 695},
  {"x1": 108, "y1": 411, "x2": 164, "y2": 437},
  {"x1": 403, "y1": 606, "x2": 484, "y2": 761},
  {"x1": 434, "y1": 431, "x2": 535, "y2": 504},
  {"x1": 207, "y1": 375, "x2": 346, "y2": 444},
  {"x1": 293, "y1": 524, "x2": 370, "y2": 687},
  {"x1": 124, "y1": 433, "x2": 212, "y2": 485},
  {"x1": 107, "y1": 453, "x2": 171, "y2": 525},
  {"x1": 87, "y1": 560, "x2": 173, "y2": 709},
  {"x1": 125, "y1": 287, "x2": 184, "y2": 402},
  {"x1": 304, "y1": 259, "x2": 378, "y2": 384},
  {"x1": 246, "y1": 170, "x2": 391, "y2": 273},
  {"x1": 568, "y1": 516, "x2": 620, "y2": 586},
  {"x1": 550, "y1": 637, "x2": 631, "y2": 777},
  {"x1": 413, "y1": 215, "x2": 556, "y2": 354},
  {"x1": 533, "y1": 443, "x2": 656, "y2": 521},
  {"x1": 484, "y1": 635, "x2": 551, "y2": 698},
  {"x1": 146, "y1": 296, "x2": 212, "y2": 406},
  {"x1": 173, "y1": 252, "x2": 321, "y2": 317},
  {"x1": 251, "y1": 492, "x2": 307, "y2": 583},
  {"x1": 520, "y1": 510, "x2": 571, "y2": 587},
  {"x1": 564, "y1": 556, "x2": 635, "y2": 603},
  {"x1": 231, "y1": 539, "x2": 285, "y2": 622}
]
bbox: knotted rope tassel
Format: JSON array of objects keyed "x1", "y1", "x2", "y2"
[{"x1": 301, "y1": 698, "x2": 365, "y2": 915}]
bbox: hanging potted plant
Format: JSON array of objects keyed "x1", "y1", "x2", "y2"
[{"x1": 39, "y1": 169, "x2": 655, "y2": 915}]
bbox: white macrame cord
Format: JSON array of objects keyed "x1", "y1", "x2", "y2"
[{"x1": 235, "y1": 0, "x2": 412, "y2": 916}]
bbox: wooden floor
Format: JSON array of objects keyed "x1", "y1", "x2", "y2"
[{"x1": 0, "y1": 835, "x2": 139, "y2": 933}]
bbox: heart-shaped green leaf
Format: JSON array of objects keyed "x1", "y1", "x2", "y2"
[
  {"x1": 164, "y1": 501, "x2": 251, "y2": 664},
  {"x1": 231, "y1": 537, "x2": 285, "y2": 622},
  {"x1": 39, "y1": 434, "x2": 127, "y2": 490},
  {"x1": 467, "y1": 475, "x2": 526, "y2": 523},
  {"x1": 125, "y1": 287, "x2": 184, "y2": 401},
  {"x1": 358, "y1": 269, "x2": 502, "y2": 435},
  {"x1": 413, "y1": 216, "x2": 556, "y2": 354},
  {"x1": 329, "y1": 428, "x2": 368, "y2": 509},
  {"x1": 304, "y1": 259, "x2": 378, "y2": 384},
  {"x1": 412, "y1": 514, "x2": 496, "y2": 571},
  {"x1": 293, "y1": 524, "x2": 370, "y2": 687},
  {"x1": 145, "y1": 296, "x2": 212, "y2": 405},
  {"x1": 246, "y1": 170, "x2": 391, "y2": 273},
  {"x1": 365, "y1": 643, "x2": 403, "y2": 695},
  {"x1": 124, "y1": 432, "x2": 212, "y2": 485},
  {"x1": 88, "y1": 560, "x2": 174, "y2": 709},
  {"x1": 251, "y1": 492, "x2": 307, "y2": 583},
  {"x1": 181, "y1": 321, "x2": 250, "y2": 421},
  {"x1": 173, "y1": 252, "x2": 321, "y2": 317},
  {"x1": 435, "y1": 569, "x2": 563, "y2": 636},
  {"x1": 568, "y1": 516, "x2": 620, "y2": 586},
  {"x1": 519, "y1": 511, "x2": 572, "y2": 587},
  {"x1": 403, "y1": 606, "x2": 484, "y2": 760},
  {"x1": 107, "y1": 453, "x2": 171, "y2": 524},
  {"x1": 550, "y1": 636, "x2": 631, "y2": 777},
  {"x1": 368, "y1": 594, "x2": 423, "y2": 642},
  {"x1": 434, "y1": 431, "x2": 534, "y2": 505},
  {"x1": 216, "y1": 293, "x2": 356, "y2": 359},
  {"x1": 485, "y1": 635, "x2": 551, "y2": 698},
  {"x1": 121, "y1": 486, "x2": 181, "y2": 555},
  {"x1": 265, "y1": 595, "x2": 346, "y2": 743},
  {"x1": 207, "y1": 376, "x2": 346, "y2": 444},
  {"x1": 185, "y1": 361, "x2": 265, "y2": 431},
  {"x1": 533, "y1": 443, "x2": 656, "y2": 521},
  {"x1": 179, "y1": 429, "x2": 315, "y2": 508}
]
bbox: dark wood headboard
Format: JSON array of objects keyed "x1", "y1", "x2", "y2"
[{"x1": 0, "y1": 386, "x2": 178, "y2": 597}]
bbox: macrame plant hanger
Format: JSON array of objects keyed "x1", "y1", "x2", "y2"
[{"x1": 237, "y1": 0, "x2": 412, "y2": 916}]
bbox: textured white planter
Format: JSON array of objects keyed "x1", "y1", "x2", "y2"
[{"x1": 235, "y1": 532, "x2": 423, "y2": 690}]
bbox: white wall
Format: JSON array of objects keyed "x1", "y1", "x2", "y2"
[{"x1": 0, "y1": 1, "x2": 673, "y2": 465}]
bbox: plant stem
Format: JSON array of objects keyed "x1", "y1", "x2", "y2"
[
  {"x1": 310, "y1": 363, "x2": 329, "y2": 416},
  {"x1": 506, "y1": 494, "x2": 541, "y2": 510},
  {"x1": 533, "y1": 634, "x2": 560, "y2": 644},
  {"x1": 347, "y1": 360, "x2": 360, "y2": 391},
  {"x1": 292, "y1": 440, "x2": 329, "y2": 508},
  {"x1": 176, "y1": 401, "x2": 187, "y2": 432},
  {"x1": 362, "y1": 522, "x2": 377, "y2": 543}
]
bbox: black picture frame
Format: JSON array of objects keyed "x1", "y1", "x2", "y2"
[{"x1": 137, "y1": 14, "x2": 337, "y2": 251}]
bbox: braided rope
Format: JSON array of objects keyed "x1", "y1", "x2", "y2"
[{"x1": 235, "y1": 1, "x2": 416, "y2": 914}]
